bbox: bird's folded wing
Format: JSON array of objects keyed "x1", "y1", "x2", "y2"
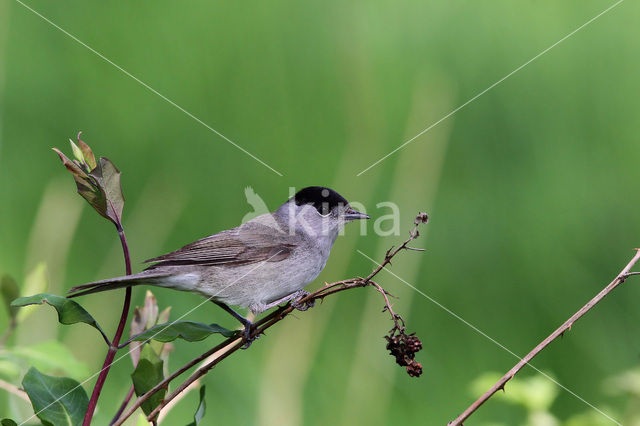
[{"x1": 143, "y1": 223, "x2": 296, "y2": 268}]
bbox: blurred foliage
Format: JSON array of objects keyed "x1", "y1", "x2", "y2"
[
  {"x1": 471, "y1": 370, "x2": 640, "y2": 426},
  {"x1": 1, "y1": 0, "x2": 640, "y2": 424}
]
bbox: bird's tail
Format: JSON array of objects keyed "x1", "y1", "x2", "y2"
[{"x1": 67, "y1": 272, "x2": 171, "y2": 298}]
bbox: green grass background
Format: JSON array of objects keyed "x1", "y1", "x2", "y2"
[{"x1": 1, "y1": 0, "x2": 639, "y2": 424}]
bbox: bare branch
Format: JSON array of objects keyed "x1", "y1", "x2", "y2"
[{"x1": 448, "y1": 248, "x2": 640, "y2": 426}]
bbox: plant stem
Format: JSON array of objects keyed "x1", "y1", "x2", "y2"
[
  {"x1": 109, "y1": 385, "x2": 135, "y2": 426},
  {"x1": 448, "y1": 248, "x2": 640, "y2": 426},
  {"x1": 83, "y1": 224, "x2": 133, "y2": 426}
]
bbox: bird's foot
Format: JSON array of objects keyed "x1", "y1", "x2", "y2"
[
  {"x1": 239, "y1": 320, "x2": 258, "y2": 349},
  {"x1": 250, "y1": 290, "x2": 314, "y2": 314},
  {"x1": 291, "y1": 290, "x2": 315, "y2": 312}
]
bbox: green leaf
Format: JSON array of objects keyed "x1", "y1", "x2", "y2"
[
  {"x1": 0, "y1": 275, "x2": 20, "y2": 321},
  {"x1": 186, "y1": 386, "x2": 206, "y2": 426},
  {"x1": 74, "y1": 173, "x2": 108, "y2": 224},
  {"x1": 131, "y1": 321, "x2": 234, "y2": 343},
  {"x1": 69, "y1": 139, "x2": 84, "y2": 165},
  {"x1": 150, "y1": 306, "x2": 171, "y2": 356},
  {"x1": 1, "y1": 419, "x2": 18, "y2": 426},
  {"x1": 8, "y1": 341, "x2": 90, "y2": 380},
  {"x1": 89, "y1": 157, "x2": 124, "y2": 225},
  {"x1": 11, "y1": 293, "x2": 106, "y2": 340},
  {"x1": 131, "y1": 345, "x2": 165, "y2": 417},
  {"x1": 22, "y1": 367, "x2": 88, "y2": 426}
]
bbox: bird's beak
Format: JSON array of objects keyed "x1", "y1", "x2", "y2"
[{"x1": 344, "y1": 206, "x2": 370, "y2": 221}]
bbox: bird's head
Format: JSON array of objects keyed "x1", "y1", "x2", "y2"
[{"x1": 277, "y1": 186, "x2": 369, "y2": 238}]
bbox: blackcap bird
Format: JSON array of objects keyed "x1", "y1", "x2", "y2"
[{"x1": 68, "y1": 186, "x2": 369, "y2": 344}]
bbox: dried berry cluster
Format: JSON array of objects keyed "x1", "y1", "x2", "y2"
[{"x1": 385, "y1": 331, "x2": 423, "y2": 377}]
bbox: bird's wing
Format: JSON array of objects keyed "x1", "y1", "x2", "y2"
[{"x1": 143, "y1": 221, "x2": 296, "y2": 268}]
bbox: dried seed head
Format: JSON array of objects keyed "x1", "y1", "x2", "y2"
[
  {"x1": 406, "y1": 361, "x2": 423, "y2": 377},
  {"x1": 405, "y1": 335, "x2": 422, "y2": 353}
]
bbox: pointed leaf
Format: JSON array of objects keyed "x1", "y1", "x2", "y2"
[
  {"x1": 74, "y1": 175, "x2": 108, "y2": 222},
  {"x1": 186, "y1": 386, "x2": 206, "y2": 426},
  {"x1": 89, "y1": 157, "x2": 124, "y2": 225},
  {"x1": 52, "y1": 148, "x2": 87, "y2": 179},
  {"x1": 69, "y1": 140, "x2": 84, "y2": 164},
  {"x1": 131, "y1": 321, "x2": 234, "y2": 343},
  {"x1": 1, "y1": 275, "x2": 20, "y2": 321},
  {"x1": 22, "y1": 367, "x2": 89, "y2": 426},
  {"x1": 11, "y1": 294, "x2": 106, "y2": 340},
  {"x1": 131, "y1": 346, "x2": 165, "y2": 417},
  {"x1": 76, "y1": 135, "x2": 96, "y2": 170}
]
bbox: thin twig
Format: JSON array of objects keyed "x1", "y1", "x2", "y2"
[
  {"x1": 109, "y1": 384, "x2": 134, "y2": 425},
  {"x1": 371, "y1": 281, "x2": 405, "y2": 332},
  {"x1": 156, "y1": 379, "x2": 200, "y2": 424},
  {"x1": 113, "y1": 213, "x2": 428, "y2": 425},
  {"x1": 448, "y1": 248, "x2": 640, "y2": 426}
]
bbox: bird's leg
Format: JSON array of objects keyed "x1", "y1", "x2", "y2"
[
  {"x1": 253, "y1": 290, "x2": 315, "y2": 313},
  {"x1": 213, "y1": 301, "x2": 255, "y2": 348}
]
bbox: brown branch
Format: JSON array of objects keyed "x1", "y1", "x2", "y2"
[
  {"x1": 108, "y1": 385, "x2": 134, "y2": 426},
  {"x1": 448, "y1": 248, "x2": 640, "y2": 426},
  {"x1": 112, "y1": 213, "x2": 429, "y2": 425}
]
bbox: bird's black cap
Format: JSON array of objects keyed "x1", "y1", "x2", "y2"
[{"x1": 294, "y1": 186, "x2": 348, "y2": 214}]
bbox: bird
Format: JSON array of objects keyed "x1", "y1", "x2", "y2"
[{"x1": 67, "y1": 186, "x2": 369, "y2": 345}]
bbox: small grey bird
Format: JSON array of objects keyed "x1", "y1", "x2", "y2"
[{"x1": 68, "y1": 186, "x2": 369, "y2": 343}]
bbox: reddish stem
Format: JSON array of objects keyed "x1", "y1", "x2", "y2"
[{"x1": 83, "y1": 224, "x2": 132, "y2": 426}]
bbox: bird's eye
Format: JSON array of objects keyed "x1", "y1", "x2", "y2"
[{"x1": 315, "y1": 205, "x2": 331, "y2": 217}]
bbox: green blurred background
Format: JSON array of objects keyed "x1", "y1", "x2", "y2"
[{"x1": 1, "y1": 0, "x2": 639, "y2": 424}]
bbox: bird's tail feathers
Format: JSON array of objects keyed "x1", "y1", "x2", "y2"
[{"x1": 67, "y1": 272, "x2": 170, "y2": 298}]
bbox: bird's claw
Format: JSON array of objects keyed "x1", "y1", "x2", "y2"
[
  {"x1": 239, "y1": 321, "x2": 258, "y2": 349},
  {"x1": 291, "y1": 292, "x2": 315, "y2": 311}
]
